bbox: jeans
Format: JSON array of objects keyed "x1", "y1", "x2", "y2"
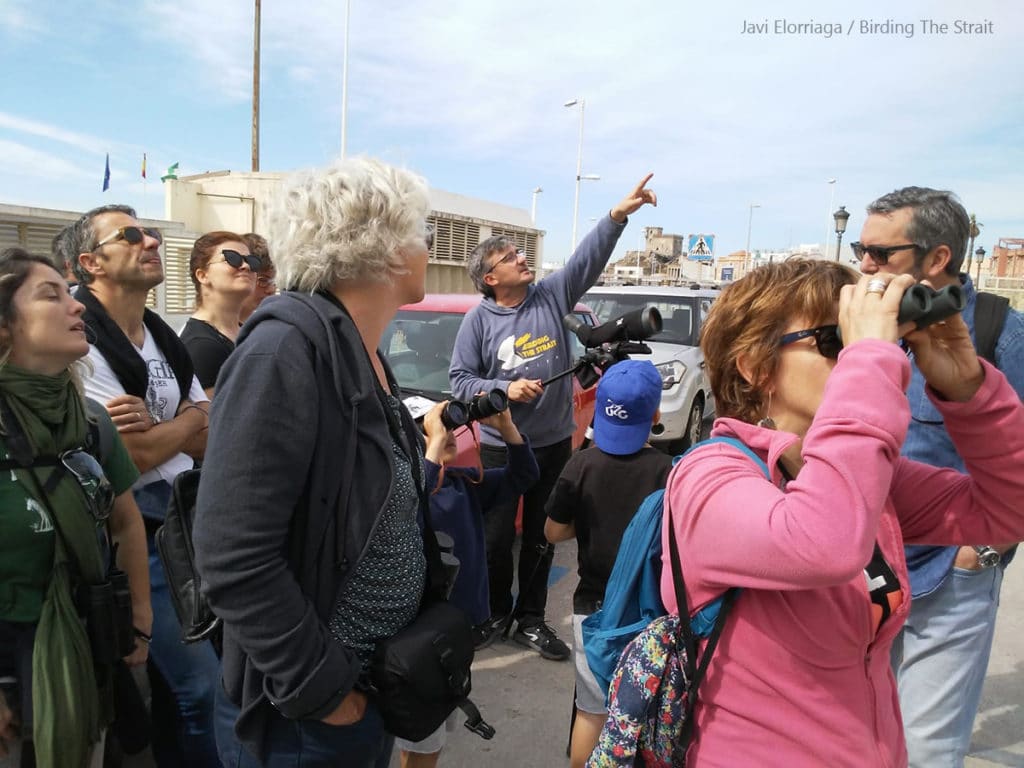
[
  {"x1": 214, "y1": 684, "x2": 394, "y2": 768},
  {"x1": 481, "y1": 437, "x2": 571, "y2": 624},
  {"x1": 135, "y1": 480, "x2": 221, "y2": 768},
  {"x1": 891, "y1": 562, "x2": 1005, "y2": 768}
]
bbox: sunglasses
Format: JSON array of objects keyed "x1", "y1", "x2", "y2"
[
  {"x1": 486, "y1": 248, "x2": 526, "y2": 274},
  {"x1": 779, "y1": 324, "x2": 843, "y2": 360},
  {"x1": 60, "y1": 449, "x2": 115, "y2": 522},
  {"x1": 212, "y1": 249, "x2": 261, "y2": 271},
  {"x1": 849, "y1": 242, "x2": 921, "y2": 265},
  {"x1": 95, "y1": 225, "x2": 163, "y2": 248}
]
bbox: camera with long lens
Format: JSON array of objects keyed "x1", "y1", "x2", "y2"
[
  {"x1": 440, "y1": 388, "x2": 510, "y2": 430},
  {"x1": 545, "y1": 307, "x2": 663, "y2": 390}
]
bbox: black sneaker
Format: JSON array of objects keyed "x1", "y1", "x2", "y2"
[
  {"x1": 473, "y1": 614, "x2": 508, "y2": 651},
  {"x1": 513, "y1": 621, "x2": 570, "y2": 661}
]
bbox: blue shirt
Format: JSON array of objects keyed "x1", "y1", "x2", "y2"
[{"x1": 903, "y1": 274, "x2": 1024, "y2": 597}]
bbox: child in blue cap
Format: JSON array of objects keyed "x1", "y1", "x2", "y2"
[{"x1": 544, "y1": 359, "x2": 674, "y2": 768}]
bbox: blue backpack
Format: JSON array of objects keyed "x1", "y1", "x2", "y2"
[{"x1": 582, "y1": 436, "x2": 770, "y2": 698}]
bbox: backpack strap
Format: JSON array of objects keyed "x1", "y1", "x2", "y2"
[
  {"x1": 973, "y1": 292, "x2": 1009, "y2": 366},
  {"x1": 84, "y1": 397, "x2": 116, "y2": 466},
  {"x1": 668, "y1": 435, "x2": 772, "y2": 744}
]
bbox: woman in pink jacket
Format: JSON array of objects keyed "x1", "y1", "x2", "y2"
[{"x1": 662, "y1": 259, "x2": 1024, "y2": 767}]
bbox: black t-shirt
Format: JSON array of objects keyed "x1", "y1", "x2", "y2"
[
  {"x1": 180, "y1": 318, "x2": 235, "y2": 390},
  {"x1": 546, "y1": 446, "x2": 673, "y2": 614}
]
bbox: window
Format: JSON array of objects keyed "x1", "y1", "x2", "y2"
[
  {"x1": 382, "y1": 310, "x2": 465, "y2": 398},
  {"x1": 428, "y1": 216, "x2": 481, "y2": 262}
]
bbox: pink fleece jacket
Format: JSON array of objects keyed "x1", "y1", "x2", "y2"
[{"x1": 661, "y1": 339, "x2": 1024, "y2": 767}]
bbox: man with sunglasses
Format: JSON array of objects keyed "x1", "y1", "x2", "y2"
[
  {"x1": 858, "y1": 187, "x2": 1024, "y2": 767},
  {"x1": 69, "y1": 204, "x2": 220, "y2": 768},
  {"x1": 450, "y1": 174, "x2": 657, "y2": 661}
]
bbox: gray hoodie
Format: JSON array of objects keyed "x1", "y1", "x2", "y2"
[{"x1": 450, "y1": 215, "x2": 626, "y2": 447}]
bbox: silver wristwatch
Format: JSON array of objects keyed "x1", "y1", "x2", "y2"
[{"x1": 973, "y1": 545, "x2": 1001, "y2": 569}]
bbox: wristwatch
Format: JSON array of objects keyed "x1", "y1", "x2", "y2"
[{"x1": 972, "y1": 545, "x2": 1001, "y2": 569}]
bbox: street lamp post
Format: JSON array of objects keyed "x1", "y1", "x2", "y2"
[
  {"x1": 975, "y1": 246, "x2": 986, "y2": 285},
  {"x1": 825, "y1": 178, "x2": 836, "y2": 258},
  {"x1": 531, "y1": 186, "x2": 543, "y2": 224},
  {"x1": 340, "y1": 0, "x2": 352, "y2": 158},
  {"x1": 833, "y1": 205, "x2": 851, "y2": 262},
  {"x1": 745, "y1": 203, "x2": 761, "y2": 273},
  {"x1": 564, "y1": 98, "x2": 600, "y2": 250}
]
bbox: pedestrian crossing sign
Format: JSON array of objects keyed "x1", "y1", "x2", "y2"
[{"x1": 687, "y1": 234, "x2": 715, "y2": 261}]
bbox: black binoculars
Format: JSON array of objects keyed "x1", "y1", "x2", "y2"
[
  {"x1": 896, "y1": 284, "x2": 966, "y2": 329},
  {"x1": 440, "y1": 388, "x2": 509, "y2": 430},
  {"x1": 77, "y1": 568, "x2": 135, "y2": 665}
]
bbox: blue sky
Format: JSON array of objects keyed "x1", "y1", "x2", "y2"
[{"x1": 1, "y1": 0, "x2": 1022, "y2": 264}]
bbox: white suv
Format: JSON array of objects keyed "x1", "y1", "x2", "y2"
[{"x1": 583, "y1": 286, "x2": 717, "y2": 451}]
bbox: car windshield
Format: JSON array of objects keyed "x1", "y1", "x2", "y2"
[
  {"x1": 583, "y1": 293, "x2": 712, "y2": 346},
  {"x1": 382, "y1": 310, "x2": 464, "y2": 399}
]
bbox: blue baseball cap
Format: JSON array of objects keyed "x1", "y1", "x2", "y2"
[{"x1": 593, "y1": 360, "x2": 662, "y2": 455}]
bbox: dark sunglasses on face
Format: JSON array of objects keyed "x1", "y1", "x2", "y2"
[
  {"x1": 60, "y1": 449, "x2": 115, "y2": 522},
  {"x1": 779, "y1": 324, "x2": 843, "y2": 360},
  {"x1": 95, "y1": 225, "x2": 163, "y2": 248},
  {"x1": 213, "y1": 249, "x2": 261, "y2": 271},
  {"x1": 849, "y1": 241, "x2": 921, "y2": 265},
  {"x1": 486, "y1": 248, "x2": 525, "y2": 274}
]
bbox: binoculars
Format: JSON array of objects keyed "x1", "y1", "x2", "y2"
[
  {"x1": 896, "y1": 284, "x2": 965, "y2": 329},
  {"x1": 77, "y1": 568, "x2": 135, "y2": 665},
  {"x1": 440, "y1": 388, "x2": 509, "y2": 430}
]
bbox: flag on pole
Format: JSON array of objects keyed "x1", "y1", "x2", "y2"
[
  {"x1": 102, "y1": 154, "x2": 110, "y2": 192},
  {"x1": 141, "y1": 153, "x2": 147, "y2": 179},
  {"x1": 160, "y1": 162, "x2": 179, "y2": 182}
]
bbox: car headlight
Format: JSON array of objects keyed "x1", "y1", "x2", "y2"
[{"x1": 655, "y1": 361, "x2": 686, "y2": 390}]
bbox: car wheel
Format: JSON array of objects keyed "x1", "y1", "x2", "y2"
[{"x1": 682, "y1": 397, "x2": 704, "y2": 449}]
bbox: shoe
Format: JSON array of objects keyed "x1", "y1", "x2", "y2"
[
  {"x1": 513, "y1": 620, "x2": 570, "y2": 661},
  {"x1": 473, "y1": 614, "x2": 509, "y2": 651}
]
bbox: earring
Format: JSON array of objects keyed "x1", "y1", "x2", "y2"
[{"x1": 756, "y1": 392, "x2": 776, "y2": 430}]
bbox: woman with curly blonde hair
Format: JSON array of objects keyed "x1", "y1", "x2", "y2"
[{"x1": 195, "y1": 157, "x2": 434, "y2": 767}]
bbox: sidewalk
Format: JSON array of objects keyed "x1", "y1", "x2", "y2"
[{"x1": 410, "y1": 539, "x2": 1024, "y2": 767}]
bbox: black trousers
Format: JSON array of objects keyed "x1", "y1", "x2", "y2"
[{"x1": 481, "y1": 437, "x2": 573, "y2": 625}]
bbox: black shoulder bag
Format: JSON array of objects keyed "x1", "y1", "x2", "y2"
[{"x1": 365, "y1": 376, "x2": 495, "y2": 742}]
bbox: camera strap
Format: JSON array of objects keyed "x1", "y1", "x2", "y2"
[{"x1": 0, "y1": 397, "x2": 114, "y2": 582}]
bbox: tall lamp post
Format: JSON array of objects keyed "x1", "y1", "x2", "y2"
[
  {"x1": 340, "y1": 0, "x2": 351, "y2": 158},
  {"x1": 975, "y1": 246, "x2": 986, "y2": 285},
  {"x1": 531, "y1": 186, "x2": 543, "y2": 224},
  {"x1": 564, "y1": 98, "x2": 599, "y2": 250},
  {"x1": 824, "y1": 178, "x2": 836, "y2": 258},
  {"x1": 745, "y1": 203, "x2": 761, "y2": 273},
  {"x1": 833, "y1": 205, "x2": 850, "y2": 262}
]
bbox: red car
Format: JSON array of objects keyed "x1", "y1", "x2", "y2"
[{"x1": 382, "y1": 293, "x2": 600, "y2": 467}]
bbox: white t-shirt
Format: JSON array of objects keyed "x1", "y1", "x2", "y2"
[{"x1": 84, "y1": 327, "x2": 208, "y2": 488}]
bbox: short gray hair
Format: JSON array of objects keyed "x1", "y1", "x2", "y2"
[
  {"x1": 866, "y1": 187, "x2": 970, "y2": 276},
  {"x1": 468, "y1": 235, "x2": 515, "y2": 298},
  {"x1": 267, "y1": 157, "x2": 431, "y2": 293},
  {"x1": 68, "y1": 204, "x2": 138, "y2": 285}
]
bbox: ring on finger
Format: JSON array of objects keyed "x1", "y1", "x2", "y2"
[{"x1": 865, "y1": 278, "x2": 888, "y2": 296}]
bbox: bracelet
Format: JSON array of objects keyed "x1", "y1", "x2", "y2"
[{"x1": 133, "y1": 627, "x2": 152, "y2": 644}]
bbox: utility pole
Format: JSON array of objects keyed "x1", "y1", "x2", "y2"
[{"x1": 251, "y1": 0, "x2": 261, "y2": 172}]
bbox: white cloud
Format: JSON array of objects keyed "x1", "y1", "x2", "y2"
[{"x1": 0, "y1": 112, "x2": 107, "y2": 155}]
